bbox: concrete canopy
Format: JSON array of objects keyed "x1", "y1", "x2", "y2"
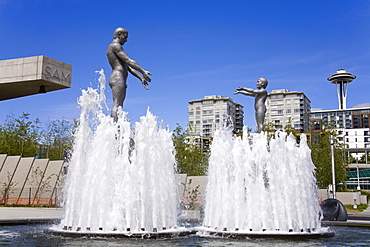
[{"x1": 0, "y1": 56, "x2": 72, "y2": 101}]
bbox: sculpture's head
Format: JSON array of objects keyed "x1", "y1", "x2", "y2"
[
  {"x1": 257, "y1": 77, "x2": 268, "y2": 89},
  {"x1": 114, "y1": 27, "x2": 128, "y2": 45}
]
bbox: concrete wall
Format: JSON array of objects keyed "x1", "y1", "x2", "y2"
[
  {"x1": 0, "y1": 156, "x2": 21, "y2": 184},
  {"x1": 318, "y1": 189, "x2": 368, "y2": 205},
  {"x1": 179, "y1": 175, "x2": 207, "y2": 210},
  {"x1": 0, "y1": 155, "x2": 66, "y2": 205},
  {"x1": 10, "y1": 157, "x2": 34, "y2": 204},
  {"x1": 0, "y1": 154, "x2": 7, "y2": 172}
]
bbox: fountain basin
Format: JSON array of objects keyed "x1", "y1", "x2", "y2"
[
  {"x1": 195, "y1": 227, "x2": 334, "y2": 239},
  {"x1": 47, "y1": 227, "x2": 194, "y2": 239}
]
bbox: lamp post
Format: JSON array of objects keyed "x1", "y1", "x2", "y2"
[
  {"x1": 356, "y1": 157, "x2": 361, "y2": 191},
  {"x1": 330, "y1": 135, "x2": 336, "y2": 199}
]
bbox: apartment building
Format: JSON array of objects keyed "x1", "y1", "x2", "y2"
[
  {"x1": 311, "y1": 104, "x2": 370, "y2": 131},
  {"x1": 265, "y1": 89, "x2": 311, "y2": 133},
  {"x1": 188, "y1": 95, "x2": 243, "y2": 149}
]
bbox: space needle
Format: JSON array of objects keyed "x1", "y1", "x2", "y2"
[{"x1": 327, "y1": 68, "x2": 356, "y2": 110}]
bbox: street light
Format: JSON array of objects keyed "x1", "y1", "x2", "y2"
[
  {"x1": 356, "y1": 157, "x2": 361, "y2": 191},
  {"x1": 330, "y1": 135, "x2": 336, "y2": 199}
]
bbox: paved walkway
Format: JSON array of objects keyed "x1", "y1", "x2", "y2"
[{"x1": 0, "y1": 207, "x2": 63, "y2": 225}]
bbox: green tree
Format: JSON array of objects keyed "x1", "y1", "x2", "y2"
[
  {"x1": 41, "y1": 119, "x2": 74, "y2": 160},
  {"x1": 0, "y1": 113, "x2": 75, "y2": 160},
  {"x1": 173, "y1": 124, "x2": 208, "y2": 176},
  {"x1": 0, "y1": 113, "x2": 42, "y2": 157},
  {"x1": 310, "y1": 129, "x2": 348, "y2": 188},
  {"x1": 359, "y1": 153, "x2": 370, "y2": 164}
]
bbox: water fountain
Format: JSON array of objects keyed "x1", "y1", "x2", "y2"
[
  {"x1": 49, "y1": 71, "x2": 189, "y2": 237},
  {"x1": 197, "y1": 126, "x2": 334, "y2": 238}
]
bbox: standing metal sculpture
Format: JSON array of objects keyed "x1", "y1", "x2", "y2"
[
  {"x1": 107, "y1": 27, "x2": 152, "y2": 122},
  {"x1": 234, "y1": 77, "x2": 268, "y2": 133}
]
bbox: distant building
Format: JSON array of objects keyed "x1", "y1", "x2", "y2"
[
  {"x1": 188, "y1": 95, "x2": 243, "y2": 149},
  {"x1": 337, "y1": 128, "x2": 370, "y2": 149},
  {"x1": 310, "y1": 103, "x2": 370, "y2": 131},
  {"x1": 265, "y1": 89, "x2": 311, "y2": 133},
  {"x1": 310, "y1": 104, "x2": 370, "y2": 165}
]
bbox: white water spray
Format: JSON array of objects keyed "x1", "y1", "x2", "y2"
[
  {"x1": 55, "y1": 71, "x2": 178, "y2": 233},
  {"x1": 202, "y1": 126, "x2": 323, "y2": 234}
]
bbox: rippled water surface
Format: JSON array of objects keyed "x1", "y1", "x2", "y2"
[{"x1": 1, "y1": 225, "x2": 370, "y2": 246}]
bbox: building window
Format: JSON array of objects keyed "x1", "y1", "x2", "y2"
[
  {"x1": 286, "y1": 94, "x2": 297, "y2": 98},
  {"x1": 202, "y1": 110, "x2": 213, "y2": 114}
]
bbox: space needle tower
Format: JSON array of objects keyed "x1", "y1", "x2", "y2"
[{"x1": 327, "y1": 68, "x2": 356, "y2": 110}]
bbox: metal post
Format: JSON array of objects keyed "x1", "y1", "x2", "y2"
[
  {"x1": 330, "y1": 135, "x2": 336, "y2": 199},
  {"x1": 55, "y1": 187, "x2": 57, "y2": 206},
  {"x1": 29, "y1": 187, "x2": 31, "y2": 205},
  {"x1": 357, "y1": 162, "x2": 361, "y2": 191}
]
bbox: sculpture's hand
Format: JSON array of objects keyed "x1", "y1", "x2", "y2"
[
  {"x1": 141, "y1": 78, "x2": 149, "y2": 90},
  {"x1": 234, "y1": 91, "x2": 240, "y2": 94},
  {"x1": 143, "y1": 71, "x2": 152, "y2": 82}
]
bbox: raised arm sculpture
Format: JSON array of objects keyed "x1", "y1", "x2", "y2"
[
  {"x1": 234, "y1": 77, "x2": 268, "y2": 133},
  {"x1": 107, "y1": 27, "x2": 152, "y2": 122}
]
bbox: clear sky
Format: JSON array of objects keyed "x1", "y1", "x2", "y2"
[{"x1": 1, "y1": 0, "x2": 369, "y2": 131}]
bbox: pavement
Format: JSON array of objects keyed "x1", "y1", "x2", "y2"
[
  {"x1": 0, "y1": 207, "x2": 370, "y2": 228},
  {"x1": 0, "y1": 207, "x2": 63, "y2": 225}
]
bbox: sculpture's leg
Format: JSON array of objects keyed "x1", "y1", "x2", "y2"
[{"x1": 109, "y1": 72, "x2": 127, "y2": 122}]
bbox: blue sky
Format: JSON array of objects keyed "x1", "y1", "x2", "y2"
[{"x1": 0, "y1": 0, "x2": 369, "y2": 131}]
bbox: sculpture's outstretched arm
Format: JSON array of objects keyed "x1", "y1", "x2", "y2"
[
  {"x1": 128, "y1": 66, "x2": 149, "y2": 90},
  {"x1": 111, "y1": 43, "x2": 152, "y2": 82},
  {"x1": 234, "y1": 86, "x2": 256, "y2": 96},
  {"x1": 234, "y1": 90, "x2": 255, "y2": 96}
]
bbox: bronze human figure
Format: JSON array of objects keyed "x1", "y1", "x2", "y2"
[
  {"x1": 234, "y1": 77, "x2": 268, "y2": 133},
  {"x1": 107, "y1": 27, "x2": 152, "y2": 122}
]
